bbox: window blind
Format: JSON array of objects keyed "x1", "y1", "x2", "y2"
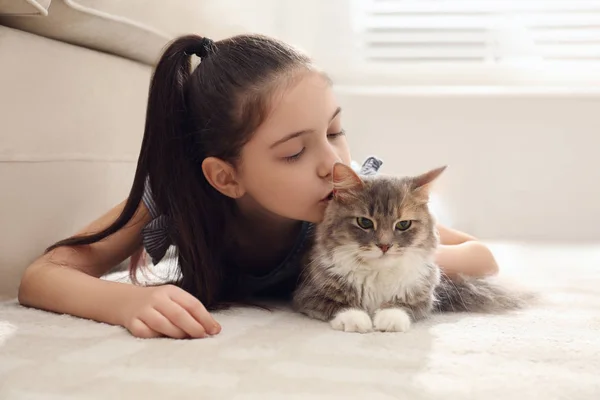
[{"x1": 358, "y1": 0, "x2": 600, "y2": 65}]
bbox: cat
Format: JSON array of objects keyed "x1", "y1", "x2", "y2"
[{"x1": 292, "y1": 162, "x2": 532, "y2": 333}]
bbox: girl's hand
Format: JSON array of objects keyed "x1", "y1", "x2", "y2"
[{"x1": 120, "y1": 284, "x2": 221, "y2": 339}]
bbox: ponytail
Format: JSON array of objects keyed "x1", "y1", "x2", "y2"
[{"x1": 46, "y1": 35, "x2": 232, "y2": 309}]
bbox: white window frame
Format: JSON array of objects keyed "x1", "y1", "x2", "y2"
[{"x1": 321, "y1": 0, "x2": 600, "y2": 87}]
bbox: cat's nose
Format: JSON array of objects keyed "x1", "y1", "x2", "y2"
[{"x1": 377, "y1": 243, "x2": 391, "y2": 253}]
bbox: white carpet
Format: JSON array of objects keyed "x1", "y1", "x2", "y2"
[{"x1": 1, "y1": 242, "x2": 599, "y2": 400}]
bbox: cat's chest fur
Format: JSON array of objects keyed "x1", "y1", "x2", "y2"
[{"x1": 328, "y1": 246, "x2": 433, "y2": 314}]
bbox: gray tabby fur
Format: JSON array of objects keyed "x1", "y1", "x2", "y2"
[{"x1": 292, "y1": 163, "x2": 532, "y2": 333}]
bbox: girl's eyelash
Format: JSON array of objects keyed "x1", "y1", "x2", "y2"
[
  {"x1": 283, "y1": 129, "x2": 345, "y2": 163},
  {"x1": 284, "y1": 147, "x2": 305, "y2": 163},
  {"x1": 328, "y1": 129, "x2": 346, "y2": 139}
]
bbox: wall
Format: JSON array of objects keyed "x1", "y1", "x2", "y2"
[
  {"x1": 213, "y1": 0, "x2": 600, "y2": 242},
  {"x1": 336, "y1": 87, "x2": 600, "y2": 242}
]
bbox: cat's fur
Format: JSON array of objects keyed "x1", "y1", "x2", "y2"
[{"x1": 292, "y1": 163, "x2": 532, "y2": 333}]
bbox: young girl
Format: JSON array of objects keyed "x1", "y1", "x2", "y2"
[{"x1": 18, "y1": 34, "x2": 498, "y2": 340}]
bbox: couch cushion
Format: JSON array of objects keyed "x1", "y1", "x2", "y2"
[
  {"x1": 0, "y1": 0, "x2": 51, "y2": 16},
  {"x1": 0, "y1": 25, "x2": 151, "y2": 297},
  {"x1": 0, "y1": 0, "x2": 170, "y2": 65},
  {"x1": 0, "y1": 0, "x2": 251, "y2": 65}
]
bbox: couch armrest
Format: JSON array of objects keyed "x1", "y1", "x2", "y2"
[{"x1": 0, "y1": 0, "x2": 51, "y2": 16}]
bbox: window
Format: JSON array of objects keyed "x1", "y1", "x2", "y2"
[{"x1": 346, "y1": 0, "x2": 600, "y2": 86}]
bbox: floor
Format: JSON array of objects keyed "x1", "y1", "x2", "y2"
[{"x1": 0, "y1": 242, "x2": 599, "y2": 399}]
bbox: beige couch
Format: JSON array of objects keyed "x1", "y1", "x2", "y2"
[{"x1": 0, "y1": 0, "x2": 249, "y2": 299}]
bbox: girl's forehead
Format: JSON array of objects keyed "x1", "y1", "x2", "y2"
[{"x1": 252, "y1": 72, "x2": 338, "y2": 144}]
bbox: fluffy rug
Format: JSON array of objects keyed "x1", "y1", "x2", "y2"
[{"x1": 1, "y1": 242, "x2": 599, "y2": 399}]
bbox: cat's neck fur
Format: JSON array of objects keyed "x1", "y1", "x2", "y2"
[{"x1": 315, "y1": 236, "x2": 440, "y2": 315}]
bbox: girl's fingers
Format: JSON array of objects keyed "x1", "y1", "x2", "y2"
[
  {"x1": 169, "y1": 289, "x2": 221, "y2": 335},
  {"x1": 155, "y1": 299, "x2": 207, "y2": 338},
  {"x1": 129, "y1": 318, "x2": 162, "y2": 339},
  {"x1": 142, "y1": 308, "x2": 188, "y2": 339}
]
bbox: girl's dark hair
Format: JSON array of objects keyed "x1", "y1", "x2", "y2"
[{"x1": 45, "y1": 34, "x2": 313, "y2": 309}]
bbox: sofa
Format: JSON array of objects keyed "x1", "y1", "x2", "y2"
[
  {"x1": 1, "y1": 2, "x2": 598, "y2": 399},
  {"x1": 0, "y1": 0, "x2": 250, "y2": 298}
]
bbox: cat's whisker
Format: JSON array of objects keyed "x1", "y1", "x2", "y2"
[
  {"x1": 439, "y1": 269, "x2": 469, "y2": 311},
  {"x1": 437, "y1": 280, "x2": 457, "y2": 312},
  {"x1": 436, "y1": 270, "x2": 457, "y2": 312}
]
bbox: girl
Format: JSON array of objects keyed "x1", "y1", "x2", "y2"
[{"x1": 17, "y1": 34, "x2": 498, "y2": 339}]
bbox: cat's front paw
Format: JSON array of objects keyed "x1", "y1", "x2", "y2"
[
  {"x1": 373, "y1": 308, "x2": 412, "y2": 332},
  {"x1": 330, "y1": 309, "x2": 373, "y2": 333}
]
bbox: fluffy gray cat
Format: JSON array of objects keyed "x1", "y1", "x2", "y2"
[{"x1": 292, "y1": 163, "x2": 531, "y2": 333}]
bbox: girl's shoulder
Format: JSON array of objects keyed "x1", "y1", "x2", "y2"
[{"x1": 140, "y1": 177, "x2": 172, "y2": 264}]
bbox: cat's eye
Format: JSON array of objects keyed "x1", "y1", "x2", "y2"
[
  {"x1": 356, "y1": 217, "x2": 374, "y2": 230},
  {"x1": 395, "y1": 220, "x2": 412, "y2": 231}
]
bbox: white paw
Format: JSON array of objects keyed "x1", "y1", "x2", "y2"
[
  {"x1": 330, "y1": 309, "x2": 373, "y2": 333},
  {"x1": 373, "y1": 308, "x2": 412, "y2": 332}
]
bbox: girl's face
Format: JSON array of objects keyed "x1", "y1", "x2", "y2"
[{"x1": 237, "y1": 71, "x2": 351, "y2": 223}]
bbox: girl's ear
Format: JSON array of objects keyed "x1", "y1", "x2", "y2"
[{"x1": 202, "y1": 157, "x2": 245, "y2": 199}]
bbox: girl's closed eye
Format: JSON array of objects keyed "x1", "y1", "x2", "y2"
[
  {"x1": 283, "y1": 129, "x2": 346, "y2": 163},
  {"x1": 327, "y1": 129, "x2": 346, "y2": 139},
  {"x1": 284, "y1": 147, "x2": 305, "y2": 163}
]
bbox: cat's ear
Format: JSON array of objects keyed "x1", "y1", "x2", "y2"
[
  {"x1": 332, "y1": 162, "x2": 364, "y2": 201},
  {"x1": 412, "y1": 165, "x2": 447, "y2": 200}
]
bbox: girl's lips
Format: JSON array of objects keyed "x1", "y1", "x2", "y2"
[{"x1": 320, "y1": 191, "x2": 334, "y2": 202}]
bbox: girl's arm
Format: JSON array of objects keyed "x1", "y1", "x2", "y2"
[
  {"x1": 18, "y1": 200, "x2": 220, "y2": 338},
  {"x1": 437, "y1": 223, "x2": 477, "y2": 245},
  {"x1": 18, "y1": 199, "x2": 152, "y2": 325},
  {"x1": 434, "y1": 223, "x2": 499, "y2": 277}
]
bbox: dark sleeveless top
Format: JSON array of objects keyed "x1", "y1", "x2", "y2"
[{"x1": 140, "y1": 156, "x2": 383, "y2": 295}]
